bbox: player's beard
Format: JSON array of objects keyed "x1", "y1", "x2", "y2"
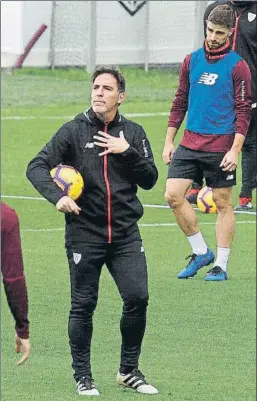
[
  {"x1": 208, "y1": 42, "x2": 219, "y2": 49},
  {"x1": 210, "y1": 35, "x2": 229, "y2": 50},
  {"x1": 208, "y1": 40, "x2": 223, "y2": 49}
]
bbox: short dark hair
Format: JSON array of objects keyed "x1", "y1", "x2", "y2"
[
  {"x1": 207, "y1": 4, "x2": 234, "y2": 29},
  {"x1": 91, "y1": 67, "x2": 126, "y2": 93}
]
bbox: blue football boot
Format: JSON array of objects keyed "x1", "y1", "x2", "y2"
[
  {"x1": 177, "y1": 248, "x2": 215, "y2": 279},
  {"x1": 205, "y1": 266, "x2": 228, "y2": 281}
]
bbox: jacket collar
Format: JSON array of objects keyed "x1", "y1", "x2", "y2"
[
  {"x1": 230, "y1": 1, "x2": 255, "y2": 7},
  {"x1": 84, "y1": 107, "x2": 122, "y2": 128}
]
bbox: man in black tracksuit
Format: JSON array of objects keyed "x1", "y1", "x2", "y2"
[
  {"x1": 26, "y1": 67, "x2": 159, "y2": 396},
  {"x1": 186, "y1": 0, "x2": 256, "y2": 210}
]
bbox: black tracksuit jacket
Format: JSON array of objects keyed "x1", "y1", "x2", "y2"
[
  {"x1": 204, "y1": 0, "x2": 257, "y2": 103},
  {"x1": 26, "y1": 108, "x2": 158, "y2": 245}
]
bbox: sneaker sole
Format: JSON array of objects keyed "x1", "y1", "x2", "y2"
[
  {"x1": 76, "y1": 390, "x2": 100, "y2": 396},
  {"x1": 117, "y1": 382, "x2": 158, "y2": 395},
  {"x1": 177, "y1": 256, "x2": 215, "y2": 279},
  {"x1": 234, "y1": 208, "x2": 253, "y2": 211},
  {"x1": 205, "y1": 276, "x2": 228, "y2": 281}
]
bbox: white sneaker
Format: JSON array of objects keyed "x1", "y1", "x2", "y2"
[
  {"x1": 234, "y1": 201, "x2": 253, "y2": 211},
  {"x1": 76, "y1": 376, "x2": 100, "y2": 396},
  {"x1": 116, "y1": 369, "x2": 158, "y2": 394}
]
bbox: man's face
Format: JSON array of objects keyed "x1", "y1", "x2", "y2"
[
  {"x1": 206, "y1": 21, "x2": 232, "y2": 49},
  {"x1": 91, "y1": 73, "x2": 125, "y2": 118}
]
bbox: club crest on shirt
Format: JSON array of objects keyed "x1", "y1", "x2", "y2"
[
  {"x1": 248, "y1": 12, "x2": 256, "y2": 22},
  {"x1": 73, "y1": 253, "x2": 81, "y2": 264}
]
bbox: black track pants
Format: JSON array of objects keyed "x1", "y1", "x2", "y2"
[{"x1": 66, "y1": 240, "x2": 149, "y2": 381}]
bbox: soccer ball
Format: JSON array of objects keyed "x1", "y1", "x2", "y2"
[
  {"x1": 50, "y1": 165, "x2": 84, "y2": 200},
  {"x1": 197, "y1": 186, "x2": 217, "y2": 214}
]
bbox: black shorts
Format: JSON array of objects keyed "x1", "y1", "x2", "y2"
[{"x1": 167, "y1": 145, "x2": 236, "y2": 188}]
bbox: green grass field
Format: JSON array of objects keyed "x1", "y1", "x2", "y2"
[{"x1": 1, "y1": 68, "x2": 256, "y2": 401}]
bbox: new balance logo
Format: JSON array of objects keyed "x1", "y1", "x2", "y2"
[
  {"x1": 85, "y1": 142, "x2": 94, "y2": 149},
  {"x1": 198, "y1": 73, "x2": 218, "y2": 85},
  {"x1": 226, "y1": 174, "x2": 234, "y2": 180}
]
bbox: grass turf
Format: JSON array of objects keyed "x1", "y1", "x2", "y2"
[{"x1": 1, "y1": 68, "x2": 256, "y2": 401}]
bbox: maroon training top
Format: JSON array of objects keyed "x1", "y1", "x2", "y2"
[{"x1": 168, "y1": 40, "x2": 252, "y2": 152}]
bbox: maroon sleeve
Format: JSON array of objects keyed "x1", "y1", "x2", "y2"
[
  {"x1": 1, "y1": 203, "x2": 30, "y2": 339},
  {"x1": 168, "y1": 54, "x2": 191, "y2": 129},
  {"x1": 232, "y1": 59, "x2": 252, "y2": 136}
]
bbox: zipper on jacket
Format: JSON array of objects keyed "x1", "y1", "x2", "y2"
[
  {"x1": 103, "y1": 123, "x2": 112, "y2": 243},
  {"x1": 232, "y1": 11, "x2": 241, "y2": 51}
]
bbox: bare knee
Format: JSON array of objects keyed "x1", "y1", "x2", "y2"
[
  {"x1": 213, "y1": 189, "x2": 233, "y2": 212},
  {"x1": 165, "y1": 179, "x2": 192, "y2": 209},
  {"x1": 165, "y1": 189, "x2": 183, "y2": 209}
]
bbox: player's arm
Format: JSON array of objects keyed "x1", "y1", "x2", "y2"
[
  {"x1": 233, "y1": 59, "x2": 252, "y2": 142},
  {"x1": 162, "y1": 54, "x2": 191, "y2": 164},
  {"x1": 220, "y1": 59, "x2": 252, "y2": 171},
  {"x1": 26, "y1": 124, "x2": 74, "y2": 205},
  {"x1": 1, "y1": 204, "x2": 31, "y2": 365},
  {"x1": 162, "y1": 127, "x2": 178, "y2": 165},
  {"x1": 3, "y1": 271, "x2": 31, "y2": 365}
]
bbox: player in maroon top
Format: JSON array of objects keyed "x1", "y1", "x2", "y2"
[
  {"x1": 162, "y1": 5, "x2": 251, "y2": 281},
  {"x1": 186, "y1": 0, "x2": 256, "y2": 209},
  {"x1": 1, "y1": 202, "x2": 31, "y2": 365}
]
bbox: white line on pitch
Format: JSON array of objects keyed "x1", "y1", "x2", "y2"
[
  {"x1": 22, "y1": 220, "x2": 255, "y2": 232},
  {"x1": 143, "y1": 204, "x2": 169, "y2": 208},
  {"x1": 1, "y1": 112, "x2": 168, "y2": 121},
  {"x1": 2, "y1": 195, "x2": 256, "y2": 215},
  {"x1": 140, "y1": 221, "x2": 256, "y2": 226},
  {"x1": 144, "y1": 204, "x2": 257, "y2": 215},
  {"x1": 2, "y1": 195, "x2": 47, "y2": 201},
  {"x1": 23, "y1": 228, "x2": 64, "y2": 232}
]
